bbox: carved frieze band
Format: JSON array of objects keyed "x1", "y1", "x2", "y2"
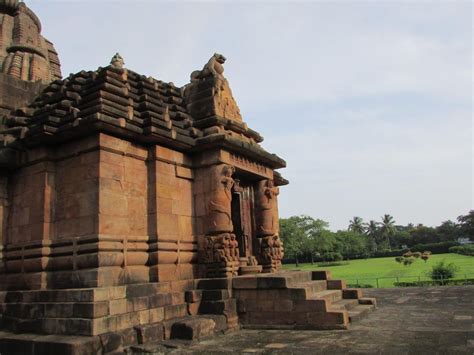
[{"x1": 229, "y1": 153, "x2": 268, "y2": 176}]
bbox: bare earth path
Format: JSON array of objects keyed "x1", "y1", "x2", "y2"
[{"x1": 169, "y1": 286, "x2": 474, "y2": 354}]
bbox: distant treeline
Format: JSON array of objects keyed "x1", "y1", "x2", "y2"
[{"x1": 280, "y1": 211, "x2": 474, "y2": 265}]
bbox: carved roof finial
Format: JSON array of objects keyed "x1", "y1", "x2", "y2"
[{"x1": 110, "y1": 53, "x2": 124, "y2": 69}]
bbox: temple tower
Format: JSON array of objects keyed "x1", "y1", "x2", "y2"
[{"x1": 0, "y1": 0, "x2": 62, "y2": 119}]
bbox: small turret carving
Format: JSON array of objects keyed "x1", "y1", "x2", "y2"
[
  {"x1": 190, "y1": 53, "x2": 226, "y2": 82},
  {"x1": 110, "y1": 53, "x2": 124, "y2": 69}
]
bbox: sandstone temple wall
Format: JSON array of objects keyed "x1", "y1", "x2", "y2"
[
  {"x1": 0, "y1": 133, "x2": 205, "y2": 290},
  {"x1": 148, "y1": 145, "x2": 197, "y2": 283}
]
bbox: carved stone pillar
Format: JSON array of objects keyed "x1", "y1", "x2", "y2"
[
  {"x1": 255, "y1": 179, "x2": 284, "y2": 272},
  {"x1": 198, "y1": 164, "x2": 240, "y2": 277}
]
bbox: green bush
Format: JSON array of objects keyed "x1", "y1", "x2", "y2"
[
  {"x1": 428, "y1": 261, "x2": 459, "y2": 281},
  {"x1": 403, "y1": 257, "x2": 416, "y2": 266},
  {"x1": 373, "y1": 249, "x2": 408, "y2": 258},
  {"x1": 394, "y1": 279, "x2": 474, "y2": 287},
  {"x1": 317, "y1": 261, "x2": 349, "y2": 267},
  {"x1": 411, "y1": 241, "x2": 459, "y2": 254},
  {"x1": 449, "y1": 245, "x2": 474, "y2": 256},
  {"x1": 373, "y1": 242, "x2": 459, "y2": 258},
  {"x1": 322, "y1": 252, "x2": 343, "y2": 262}
]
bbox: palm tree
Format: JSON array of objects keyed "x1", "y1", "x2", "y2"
[
  {"x1": 365, "y1": 220, "x2": 380, "y2": 252},
  {"x1": 380, "y1": 214, "x2": 396, "y2": 250},
  {"x1": 348, "y1": 216, "x2": 365, "y2": 234}
]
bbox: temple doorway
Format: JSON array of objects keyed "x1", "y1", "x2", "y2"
[{"x1": 231, "y1": 180, "x2": 255, "y2": 259}]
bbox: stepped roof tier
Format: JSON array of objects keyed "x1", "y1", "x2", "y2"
[{"x1": 0, "y1": 53, "x2": 287, "y2": 177}]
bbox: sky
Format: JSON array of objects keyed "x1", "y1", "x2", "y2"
[{"x1": 29, "y1": 0, "x2": 472, "y2": 231}]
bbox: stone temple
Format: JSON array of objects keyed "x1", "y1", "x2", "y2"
[{"x1": 0, "y1": 2, "x2": 375, "y2": 353}]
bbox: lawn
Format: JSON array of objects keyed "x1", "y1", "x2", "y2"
[{"x1": 282, "y1": 253, "x2": 474, "y2": 288}]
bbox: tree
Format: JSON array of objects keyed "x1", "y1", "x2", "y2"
[
  {"x1": 348, "y1": 216, "x2": 365, "y2": 234},
  {"x1": 279, "y1": 217, "x2": 307, "y2": 267},
  {"x1": 409, "y1": 225, "x2": 440, "y2": 245},
  {"x1": 334, "y1": 231, "x2": 369, "y2": 259},
  {"x1": 379, "y1": 214, "x2": 396, "y2": 250},
  {"x1": 307, "y1": 220, "x2": 332, "y2": 263},
  {"x1": 390, "y1": 230, "x2": 411, "y2": 249},
  {"x1": 436, "y1": 220, "x2": 460, "y2": 241},
  {"x1": 365, "y1": 220, "x2": 379, "y2": 252},
  {"x1": 279, "y1": 215, "x2": 331, "y2": 266},
  {"x1": 457, "y1": 211, "x2": 474, "y2": 241}
]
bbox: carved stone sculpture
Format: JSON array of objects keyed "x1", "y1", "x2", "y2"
[
  {"x1": 200, "y1": 232, "x2": 240, "y2": 277},
  {"x1": 257, "y1": 234, "x2": 284, "y2": 273},
  {"x1": 207, "y1": 164, "x2": 235, "y2": 234},
  {"x1": 230, "y1": 233, "x2": 240, "y2": 261},
  {"x1": 190, "y1": 53, "x2": 226, "y2": 82},
  {"x1": 184, "y1": 53, "x2": 243, "y2": 122},
  {"x1": 110, "y1": 52, "x2": 124, "y2": 69},
  {"x1": 255, "y1": 179, "x2": 279, "y2": 237}
]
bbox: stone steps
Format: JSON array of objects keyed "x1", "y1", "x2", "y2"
[
  {"x1": 194, "y1": 279, "x2": 239, "y2": 332},
  {"x1": 348, "y1": 304, "x2": 376, "y2": 322},
  {"x1": 294, "y1": 280, "x2": 328, "y2": 297},
  {"x1": 308, "y1": 289, "x2": 342, "y2": 304},
  {"x1": 232, "y1": 270, "x2": 376, "y2": 330},
  {"x1": 330, "y1": 298, "x2": 360, "y2": 311}
]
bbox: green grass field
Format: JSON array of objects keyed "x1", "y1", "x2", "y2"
[{"x1": 282, "y1": 253, "x2": 474, "y2": 288}]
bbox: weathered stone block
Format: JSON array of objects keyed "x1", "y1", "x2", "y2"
[
  {"x1": 149, "y1": 293, "x2": 171, "y2": 308},
  {"x1": 199, "y1": 299, "x2": 236, "y2": 314},
  {"x1": 99, "y1": 332, "x2": 123, "y2": 353},
  {"x1": 327, "y1": 279, "x2": 347, "y2": 290},
  {"x1": 233, "y1": 276, "x2": 258, "y2": 289},
  {"x1": 109, "y1": 299, "x2": 127, "y2": 316},
  {"x1": 256, "y1": 277, "x2": 287, "y2": 289},
  {"x1": 170, "y1": 317, "x2": 216, "y2": 340},
  {"x1": 294, "y1": 299, "x2": 327, "y2": 312},
  {"x1": 343, "y1": 289, "x2": 362, "y2": 299},
  {"x1": 149, "y1": 307, "x2": 165, "y2": 323},
  {"x1": 358, "y1": 297, "x2": 377, "y2": 307},
  {"x1": 185, "y1": 290, "x2": 202, "y2": 303},
  {"x1": 201, "y1": 289, "x2": 230, "y2": 301},
  {"x1": 44, "y1": 303, "x2": 74, "y2": 318},
  {"x1": 74, "y1": 302, "x2": 109, "y2": 318},
  {"x1": 171, "y1": 292, "x2": 185, "y2": 305},
  {"x1": 164, "y1": 304, "x2": 188, "y2": 320},
  {"x1": 312, "y1": 270, "x2": 332, "y2": 280},
  {"x1": 135, "y1": 323, "x2": 164, "y2": 344},
  {"x1": 128, "y1": 296, "x2": 149, "y2": 312},
  {"x1": 187, "y1": 302, "x2": 201, "y2": 316},
  {"x1": 196, "y1": 278, "x2": 231, "y2": 290}
]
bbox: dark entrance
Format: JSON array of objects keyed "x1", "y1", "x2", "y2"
[{"x1": 231, "y1": 180, "x2": 255, "y2": 258}]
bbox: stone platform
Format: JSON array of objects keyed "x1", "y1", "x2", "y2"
[
  {"x1": 132, "y1": 285, "x2": 474, "y2": 354},
  {"x1": 0, "y1": 271, "x2": 375, "y2": 354}
]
